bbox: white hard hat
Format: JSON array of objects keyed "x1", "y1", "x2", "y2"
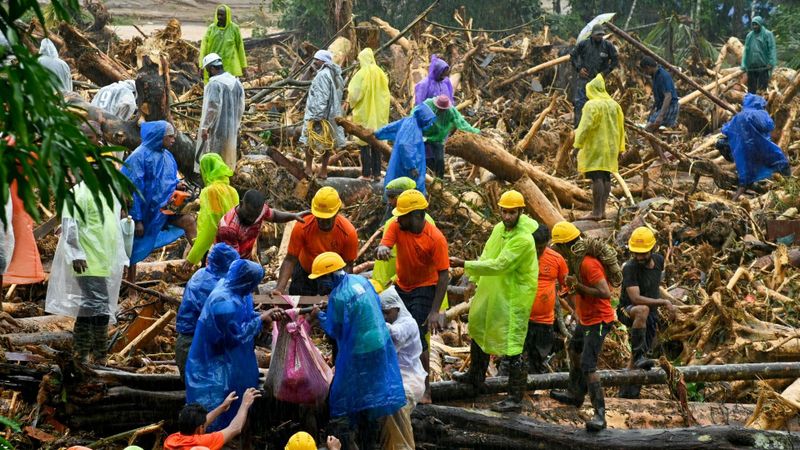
[{"x1": 202, "y1": 53, "x2": 223, "y2": 69}]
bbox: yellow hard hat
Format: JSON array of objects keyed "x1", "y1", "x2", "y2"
[
  {"x1": 311, "y1": 186, "x2": 342, "y2": 219},
  {"x1": 86, "y1": 152, "x2": 114, "y2": 163},
  {"x1": 284, "y1": 431, "x2": 316, "y2": 450},
  {"x1": 392, "y1": 189, "x2": 428, "y2": 216},
  {"x1": 369, "y1": 279, "x2": 384, "y2": 294},
  {"x1": 497, "y1": 190, "x2": 525, "y2": 209},
  {"x1": 628, "y1": 226, "x2": 657, "y2": 253},
  {"x1": 307, "y1": 251, "x2": 346, "y2": 280},
  {"x1": 551, "y1": 221, "x2": 581, "y2": 244}
]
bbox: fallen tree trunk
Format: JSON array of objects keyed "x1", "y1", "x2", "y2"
[
  {"x1": 679, "y1": 69, "x2": 744, "y2": 106},
  {"x1": 496, "y1": 54, "x2": 571, "y2": 89},
  {"x1": 431, "y1": 362, "x2": 800, "y2": 402},
  {"x1": 412, "y1": 404, "x2": 800, "y2": 449},
  {"x1": 513, "y1": 175, "x2": 564, "y2": 228},
  {"x1": 58, "y1": 22, "x2": 130, "y2": 86},
  {"x1": 0, "y1": 331, "x2": 73, "y2": 349}
]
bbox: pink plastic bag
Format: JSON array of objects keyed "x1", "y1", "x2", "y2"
[{"x1": 265, "y1": 310, "x2": 332, "y2": 405}]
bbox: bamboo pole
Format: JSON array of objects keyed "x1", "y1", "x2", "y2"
[
  {"x1": 496, "y1": 55, "x2": 571, "y2": 88},
  {"x1": 514, "y1": 95, "x2": 559, "y2": 154}
]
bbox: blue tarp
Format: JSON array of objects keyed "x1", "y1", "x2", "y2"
[
  {"x1": 376, "y1": 104, "x2": 436, "y2": 196},
  {"x1": 722, "y1": 94, "x2": 789, "y2": 186},
  {"x1": 120, "y1": 121, "x2": 184, "y2": 264},
  {"x1": 318, "y1": 273, "x2": 406, "y2": 420},
  {"x1": 185, "y1": 259, "x2": 264, "y2": 431},
  {"x1": 175, "y1": 243, "x2": 240, "y2": 336}
]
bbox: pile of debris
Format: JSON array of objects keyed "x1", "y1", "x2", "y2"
[{"x1": 3, "y1": 2, "x2": 800, "y2": 448}]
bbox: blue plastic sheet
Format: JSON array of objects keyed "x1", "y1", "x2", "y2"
[
  {"x1": 413, "y1": 55, "x2": 453, "y2": 106},
  {"x1": 722, "y1": 94, "x2": 789, "y2": 186},
  {"x1": 120, "y1": 121, "x2": 184, "y2": 264},
  {"x1": 175, "y1": 243, "x2": 240, "y2": 335},
  {"x1": 185, "y1": 259, "x2": 264, "y2": 431},
  {"x1": 318, "y1": 273, "x2": 406, "y2": 420},
  {"x1": 376, "y1": 104, "x2": 436, "y2": 196}
]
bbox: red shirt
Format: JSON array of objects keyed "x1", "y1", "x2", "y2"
[
  {"x1": 530, "y1": 248, "x2": 568, "y2": 324},
  {"x1": 380, "y1": 221, "x2": 449, "y2": 291},
  {"x1": 163, "y1": 431, "x2": 224, "y2": 450},
  {"x1": 215, "y1": 204, "x2": 273, "y2": 259},
  {"x1": 574, "y1": 256, "x2": 616, "y2": 326},
  {"x1": 287, "y1": 215, "x2": 359, "y2": 272}
]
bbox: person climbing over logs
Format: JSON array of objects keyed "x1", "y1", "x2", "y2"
[
  {"x1": 525, "y1": 224, "x2": 568, "y2": 374},
  {"x1": 196, "y1": 54, "x2": 245, "y2": 170},
  {"x1": 376, "y1": 189, "x2": 449, "y2": 403},
  {"x1": 548, "y1": 221, "x2": 614, "y2": 431},
  {"x1": 450, "y1": 190, "x2": 539, "y2": 413},
  {"x1": 199, "y1": 4, "x2": 247, "y2": 82},
  {"x1": 569, "y1": 24, "x2": 618, "y2": 126},
  {"x1": 375, "y1": 103, "x2": 437, "y2": 196},
  {"x1": 300, "y1": 50, "x2": 346, "y2": 179},
  {"x1": 574, "y1": 74, "x2": 625, "y2": 221},
  {"x1": 271, "y1": 187, "x2": 358, "y2": 296},
  {"x1": 308, "y1": 252, "x2": 406, "y2": 449},
  {"x1": 421, "y1": 95, "x2": 480, "y2": 178},
  {"x1": 640, "y1": 56, "x2": 680, "y2": 132},
  {"x1": 617, "y1": 227, "x2": 676, "y2": 399}
]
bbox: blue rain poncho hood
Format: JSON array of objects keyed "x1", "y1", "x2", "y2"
[
  {"x1": 121, "y1": 121, "x2": 184, "y2": 264},
  {"x1": 376, "y1": 103, "x2": 437, "y2": 196},
  {"x1": 38, "y1": 38, "x2": 72, "y2": 92},
  {"x1": 721, "y1": 93, "x2": 789, "y2": 186},
  {"x1": 175, "y1": 243, "x2": 240, "y2": 335},
  {"x1": 318, "y1": 274, "x2": 406, "y2": 420},
  {"x1": 185, "y1": 259, "x2": 265, "y2": 431},
  {"x1": 414, "y1": 55, "x2": 453, "y2": 106}
]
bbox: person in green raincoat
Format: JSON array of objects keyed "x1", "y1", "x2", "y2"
[
  {"x1": 450, "y1": 190, "x2": 538, "y2": 412},
  {"x1": 421, "y1": 95, "x2": 480, "y2": 178},
  {"x1": 199, "y1": 5, "x2": 247, "y2": 82},
  {"x1": 574, "y1": 74, "x2": 624, "y2": 221},
  {"x1": 185, "y1": 153, "x2": 239, "y2": 267},
  {"x1": 742, "y1": 16, "x2": 777, "y2": 94},
  {"x1": 347, "y1": 48, "x2": 390, "y2": 181}
]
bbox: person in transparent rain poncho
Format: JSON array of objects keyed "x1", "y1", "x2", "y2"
[
  {"x1": 196, "y1": 53, "x2": 245, "y2": 170},
  {"x1": 45, "y1": 124, "x2": 128, "y2": 364},
  {"x1": 91, "y1": 80, "x2": 138, "y2": 121},
  {"x1": 38, "y1": 38, "x2": 72, "y2": 93}
]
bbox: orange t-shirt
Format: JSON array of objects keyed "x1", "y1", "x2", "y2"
[
  {"x1": 163, "y1": 431, "x2": 224, "y2": 450},
  {"x1": 530, "y1": 248, "x2": 568, "y2": 324},
  {"x1": 287, "y1": 215, "x2": 359, "y2": 272},
  {"x1": 380, "y1": 221, "x2": 449, "y2": 291},
  {"x1": 574, "y1": 256, "x2": 616, "y2": 326}
]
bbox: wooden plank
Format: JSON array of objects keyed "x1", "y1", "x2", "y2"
[
  {"x1": 33, "y1": 215, "x2": 60, "y2": 240},
  {"x1": 114, "y1": 310, "x2": 175, "y2": 358},
  {"x1": 112, "y1": 303, "x2": 157, "y2": 352}
]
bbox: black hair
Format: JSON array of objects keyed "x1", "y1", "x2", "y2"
[
  {"x1": 178, "y1": 403, "x2": 207, "y2": 435},
  {"x1": 640, "y1": 56, "x2": 658, "y2": 68},
  {"x1": 533, "y1": 224, "x2": 551, "y2": 245},
  {"x1": 242, "y1": 190, "x2": 266, "y2": 209}
]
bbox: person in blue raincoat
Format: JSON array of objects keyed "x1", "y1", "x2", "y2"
[
  {"x1": 121, "y1": 121, "x2": 196, "y2": 264},
  {"x1": 309, "y1": 252, "x2": 405, "y2": 450},
  {"x1": 375, "y1": 103, "x2": 437, "y2": 196},
  {"x1": 721, "y1": 93, "x2": 790, "y2": 200},
  {"x1": 174, "y1": 243, "x2": 240, "y2": 381},
  {"x1": 185, "y1": 259, "x2": 284, "y2": 431}
]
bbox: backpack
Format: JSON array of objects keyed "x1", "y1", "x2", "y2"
[{"x1": 570, "y1": 238, "x2": 623, "y2": 287}]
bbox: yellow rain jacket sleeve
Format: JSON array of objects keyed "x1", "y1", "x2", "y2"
[
  {"x1": 187, "y1": 154, "x2": 239, "y2": 264},
  {"x1": 465, "y1": 215, "x2": 539, "y2": 356},
  {"x1": 347, "y1": 48, "x2": 390, "y2": 145},
  {"x1": 574, "y1": 74, "x2": 625, "y2": 174},
  {"x1": 199, "y1": 4, "x2": 247, "y2": 81}
]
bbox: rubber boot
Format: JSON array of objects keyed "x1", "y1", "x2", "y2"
[
  {"x1": 452, "y1": 341, "x2": 490, "y2": 395},
  {"x1": 631, "y1": 327, "x2": 655, "y2": 370},
  {"x1": 549, "y1": 365, "x2": 586, "y2": 407},
  {"x1": 491, "y1": 355, "x2": 526, "y2": 412},
  {"x1": 73, "y1": 317, "x2": 92, "y2": 363},
  {"x1": 585, "y1": 381, "x2": 607, "y2": 432},
  {"x1": 91, "y1": 318, "x2": 109, "y2": 365}
]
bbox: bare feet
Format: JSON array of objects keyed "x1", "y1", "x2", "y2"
[
  {"x1": 358, "y1": 176, "x2": 371, "y2": 181},
  {"x1": 419, "y1": 389, "x2": 432, "y2": 404}
]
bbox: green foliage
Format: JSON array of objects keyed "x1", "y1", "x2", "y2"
[
  {"x1": 546, "y1": 11, "x2": 586, "y2": 40},
  {"x1": 771, "y1": 4, "x2": 800, "y2": 69},
  {"x1": 0, "y1": 0, "x2": 131, "y2": 223},
  {"x1": 686, "y1": 381, "x2": 705, "y2": 402},
  {"x1": 643, "y1": 14, "x2": 718, "y2": 66},
  {"x1": 0, "y1": 415, "x2": 20, "y2": 450},
  {"x1": 272, "y1": 0, "x2": 330, "y2": 45}
]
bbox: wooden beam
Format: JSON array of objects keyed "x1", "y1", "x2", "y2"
[{"x1": 114, "y1": 310, "x2": 176, "y2": 358}]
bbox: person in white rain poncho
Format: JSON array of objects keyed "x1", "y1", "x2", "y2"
[
  {"x1": 46, "y1": 124, "x2": 128, "y2": 364},
  {"x1": 38, "y1": 38, "x2": 72, "y2": 93},
  {"x1": 0, "y1": 189, "x2": 14, "y2": 280},
  {"x1": 379, "y1": 283, "x2": 427, "y2": 450},
  {"x1": 300, "y1": 50, "x2": 346, "y2": 179},
  {"x1": 91, "y1": 80, "x2": 137, "y2": 121},
  {"x1": 196, "y1": 53, "x2": 245, "y2": 170}
]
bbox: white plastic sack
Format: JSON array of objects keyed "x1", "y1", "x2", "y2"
[{"x1": 91, "y1": 80, "x2": 137, "y2": 121}]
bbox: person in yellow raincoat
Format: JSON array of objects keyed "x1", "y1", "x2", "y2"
[
  {"x1": 574, "y1": 74, "x2": 625, "y2": 221},
  {"x1": 450, "y1": 190, "x2": 539, "y2": 412},
  {"x1": 185, "y1": 153, "x2": 239, "y2": 267},
  {"x1": 347, "y1": 48, "x2": 390, "y2": 181},
  {"x1": 199, "y1": 4, "x2": 247, "y2": 82}
]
